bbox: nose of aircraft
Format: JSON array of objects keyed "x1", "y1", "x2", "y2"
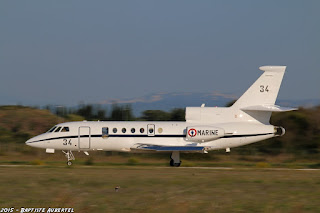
[
  {"x1": 25, "y1": 133, "x2": 50, "y2": 149},
  {"x1": 25, "y1": 138, "x2": 35, "y2": 147},
  {"x1": 25, "y1": 135, "x2": 43, "y2": 148}
]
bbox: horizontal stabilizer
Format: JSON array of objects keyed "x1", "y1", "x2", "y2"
[
  {"x1": 241, "y1": 105, "x2": 297, "y2": 112},
  {"x1": 131, "y1": 143, "x2": 206, "y2": 153},
  {"x1": 259, "y1": 66, "x2": 287, "y2": 72}
]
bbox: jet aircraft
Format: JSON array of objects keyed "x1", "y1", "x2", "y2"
[{"x1": 26, "y1": 66, "x2": 296, "y2": 166}]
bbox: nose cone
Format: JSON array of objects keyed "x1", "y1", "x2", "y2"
[
  {"x1": 25, "y1": 137, "x2": 36, "y2": 147},
  {"x1": 25, "y1": 134, "x2": 46, "y2": 148}
]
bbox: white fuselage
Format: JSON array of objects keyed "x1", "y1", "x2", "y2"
[{"x1": 26, "y1": 120, "x2": 276, "y2": 153}]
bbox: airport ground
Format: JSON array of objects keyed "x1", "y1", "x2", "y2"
[{"x1": 0, "y1": 164, "x2": 320, "y2": 213}]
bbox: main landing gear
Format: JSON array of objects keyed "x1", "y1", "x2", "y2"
[
  {"x1": 170, "y1": 151, "x2": 181, "y2": 167},
  {"x1": 62, "y1": 150, "x2": 75, "y2": 166}
]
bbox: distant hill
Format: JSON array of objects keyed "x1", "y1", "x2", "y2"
[
  {"x1": 0, "y1": 105, "x2": 64, "y2": 137},
  {"x1": 98, "y1": 92, "x2": 320, "y2": 116}
]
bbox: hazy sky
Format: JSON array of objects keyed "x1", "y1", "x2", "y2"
[{"x1": 1, "y1": 1, "x2": 319, "y2": 106}]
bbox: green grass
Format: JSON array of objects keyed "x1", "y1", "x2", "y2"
[
  {"x1": 0, "y1": 166, "x2": 319, "y2": 213},
  {"x1": 1, "y1": 158, "x2": 320, "y2": 169}
]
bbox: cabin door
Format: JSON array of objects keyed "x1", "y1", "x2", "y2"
[
  {"x1": 79, "y1": 126, "x2": 90, "y2": 149},
  {"x1": 147, "y1": 124, "x2": 155, "y2": 136}
]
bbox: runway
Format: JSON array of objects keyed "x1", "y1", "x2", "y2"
[{"x1": 1, "y1": 164, "x2": 320, "y2": 171}]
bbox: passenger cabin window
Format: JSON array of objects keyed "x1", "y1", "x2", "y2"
[
  {"x1": 149, "y1": 128, "x2": 154, "y2": 134},
  {"x1": 113, "y1": 128, "x2": 117, "y2": 133},
  {"x1": 102, "y1": 127, "x2": 109, "y2": 138},
  {"x1": 54, "y1": 127, "x2": 62, "y2": 132},
  {"x1": 131, "y1": 128, "x2": 135, "y2": 133},
  {"x1": 61, "y1": 127, "x2": 69, "y2": 132},
  {"x1": 122, "y1": 128, "x2": 126, "y2": 133},
  {"x1": 48, "y1": 126, "x2": 57, "y2": 133},
  {"x1": 140, "y1": 128, "x2": 144, "y2": 133}
]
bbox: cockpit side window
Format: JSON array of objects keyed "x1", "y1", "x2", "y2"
[
  {"x1": 54, "y1": 126, "x2": 62, "y2": 132},
  {"x1": 48, "y1": 126, "x2": 57, "y2": 133},
  {"x1": 61, "y1": 127, "x2": 69, "y2": 132}
]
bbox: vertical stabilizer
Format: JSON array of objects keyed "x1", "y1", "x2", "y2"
[{"x1": 232, "y1": 66, "x2": 286, "y2": 109}]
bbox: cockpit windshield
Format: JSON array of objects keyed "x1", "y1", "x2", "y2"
[
  {"x1": 47, "y1": 126, "x2": 69, "y2": 133},
  {"x1": 48, "y1": 126, "x2": 57, "y2": 133}
]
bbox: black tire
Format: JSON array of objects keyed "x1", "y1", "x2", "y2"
[
  {"x1": 174, "y1": 162, "x2": 181, "y2": 167},
  {"x1": 67, "y1": 161, "x2": 72, "y2": 166},
  {"x1": 170, "y1": 159, "x2": 181, "y2": 167},
  {"x1": 170, "y1": 159, "x2": 174, "y2": 167}
]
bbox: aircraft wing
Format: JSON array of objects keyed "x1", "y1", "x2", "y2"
[{"x1": 131, "y1": 143, "x2": 207, "y2": 153}]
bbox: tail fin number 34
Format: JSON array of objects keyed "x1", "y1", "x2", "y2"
[{"x1": 260, "y1": 85, "x2": 269, "y2": 93}]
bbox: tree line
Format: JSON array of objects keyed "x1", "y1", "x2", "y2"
[
  {"x1": 48, "y1": 104, "x2": 185, "y2": 121},
  {"x1": 0, "y1": 104, "x2": 319, "y2": 159}
]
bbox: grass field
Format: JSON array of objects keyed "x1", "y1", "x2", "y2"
[{"x1": 0, "y1": 166, "x2": 319, "y2": 213}]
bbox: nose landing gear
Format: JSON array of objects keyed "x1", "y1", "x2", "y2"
[{"x1": 62, "y1": 150, "x2": 75, "y2": 166}]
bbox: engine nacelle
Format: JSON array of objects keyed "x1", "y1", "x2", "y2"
[
  {"x1": 186, "y1": 126, "x2": 225, "y2": 143},
  {"x1": 274, "y1": 126, "x2": 285, "y2": 136}
]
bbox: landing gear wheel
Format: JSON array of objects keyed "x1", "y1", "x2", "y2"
[
  {"x1": 170, "y1": 159, "x2": 181, "y2": 167},
  {"x1": 170, "y1": 151, "x2": 181, "y2": 167},
  {"x1": 174, "y1": 162, "x2": 181, "y2": 167},
  {"x1": 62, "y1": 150, "x2": 75, "y2": 166},
  {"x1": 170, "y1": 159, "x2": 174, "y2": 166}
]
